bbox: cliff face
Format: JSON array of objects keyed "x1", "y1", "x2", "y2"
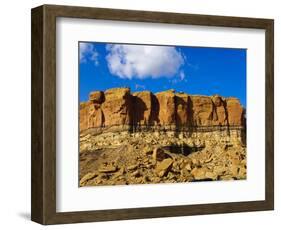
[{"x1": 80, "y1": 88, "x2": 245, "y2": 132}]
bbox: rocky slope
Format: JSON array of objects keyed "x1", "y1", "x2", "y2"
[{"x1": 79, "y1": 88, "x2": 246, "y2": 186}]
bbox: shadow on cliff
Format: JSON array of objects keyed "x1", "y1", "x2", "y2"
[
  {"x1": 175, "y1": 95, "x2": 194, "y2": 130},
  {"x1": 132, "y1": 94, "x2": 160, "y2": 127},
  {"x1": 132, "y1": 95, "x2": 146, "y2": 125},
  {"x1": 151, "y1": 94, "x2": 160, "y2": 124},
  {"x1": 186, "y1": 96, "x2": 195, "y2": 128}
]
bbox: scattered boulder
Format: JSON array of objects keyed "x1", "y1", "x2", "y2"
[
  {"x1": 180, "y1": 168, "x2": 190, "y2": 178},
  {"x1": 152, "y1": 147, "x2": 170, "y2": 161},
  {"x1": 191, "y1": 167, "x2": 207, "y2": 180},
  {"x1": 131, "y1": 170, "x2": 141, "y2": 177},
  {"x1": 98, "y1": 165, "x2": 117, "y2": 173},
  {"x1": 191, "y1": 158, "x2": 199, "y2": 165},
  {"x1": 155, "y1": 158, "x2": 173, "y2": 177},
  {"x1": 230, "y1": 165, "x2": 239, "y2": 176},
  {"x1": 205, "y1": 171, "x2": 217, "y2": 180},
  {"x1": 80, "y1": 139, "x2": 246, "y2": 186},
  {"x1": 219, "y1": 175, "x2": 234, "y2": 180},
  {"x1": 238, "y1": 166, "x2": 247, "y2": 179},
  {"x1": 112, "y1": 167, "x2": 125, "y2": 179},
  {"x1": 127, "y1": 164, "x2": 139, "y2": 171},
  {"x1": 213, "y1": 165, "x2": 226, "y2": 175},
  {"x1": 185, "y1": 163, "x2": 192, "y2": 171},
  {"x1": 144, "y1": 148, "x2": 153, "y2": 156},
  {"x1": 80, "y1": 172, "x2": 98, "y2": 186}
]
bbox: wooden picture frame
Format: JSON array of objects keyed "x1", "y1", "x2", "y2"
[{"x1": 31, "y1": 4, "x2": 274, "y2": 225}]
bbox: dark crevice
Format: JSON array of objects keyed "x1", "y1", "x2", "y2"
[{"x1": 163, "y1": 144, "x2": 205, "y2": 156}]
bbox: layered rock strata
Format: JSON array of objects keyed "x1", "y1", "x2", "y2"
[{"x1": 80, "y1": 88, "x2": 245, "y2": 134}]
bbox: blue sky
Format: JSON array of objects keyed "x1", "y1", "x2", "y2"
[{"x1": 79, "y1": 42, "x2": 246, "y2": 107}]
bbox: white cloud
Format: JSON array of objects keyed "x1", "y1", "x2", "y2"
[
  {"x1": 79, "y1": 42, "x2": 99, "y2": 65},
  {"x1": 170, "y1": 70, "x2": 187, "y2": 85},
  {"x1": 106, "y1": 44, "x2": 185, "y2": 79},
  {"x1": 179, "y1": 71, "x2": 185, "y2": 81}
]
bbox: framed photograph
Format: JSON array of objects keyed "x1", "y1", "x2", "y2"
[{"x1": 31, "y1": 4, "x2": 274, "y2": 225}]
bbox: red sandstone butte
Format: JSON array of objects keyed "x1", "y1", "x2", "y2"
[{"x1": 79, "y1": 88, "x2": 245, "y2": 132}]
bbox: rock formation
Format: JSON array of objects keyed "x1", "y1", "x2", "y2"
[
  {"x1": 79, "y1": 87, "x2": 247, "y2": 186},
  {"x1": 80, "y1": 87, "x2": 245, "y2": 132}
]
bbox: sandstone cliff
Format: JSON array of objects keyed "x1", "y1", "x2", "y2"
[{"x1": 80, "y1": 88, "x2": 245, "y2": 132}]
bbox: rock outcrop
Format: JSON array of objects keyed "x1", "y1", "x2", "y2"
[
  {"x1": 79, "y1": 132, "x2": 247, "y2": 186},
  {"x1": 156, "y1": 90, "x2": 176, "y2": 125},
  {"x1": 80, "y1": 88, "x2": 245, "y2": 132},
  {"x1": 226, "y1": 97, "x2": 245, "y2": 126},
  {"x1": 132, "y1": 91, "x2": 155, "y2": 126},
  {"x1": 101, "y1": 88, "x2": 132, "y2": 127},
  {"x1": 79, "y1": 88, "x2": 247, "y2": 186}
]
